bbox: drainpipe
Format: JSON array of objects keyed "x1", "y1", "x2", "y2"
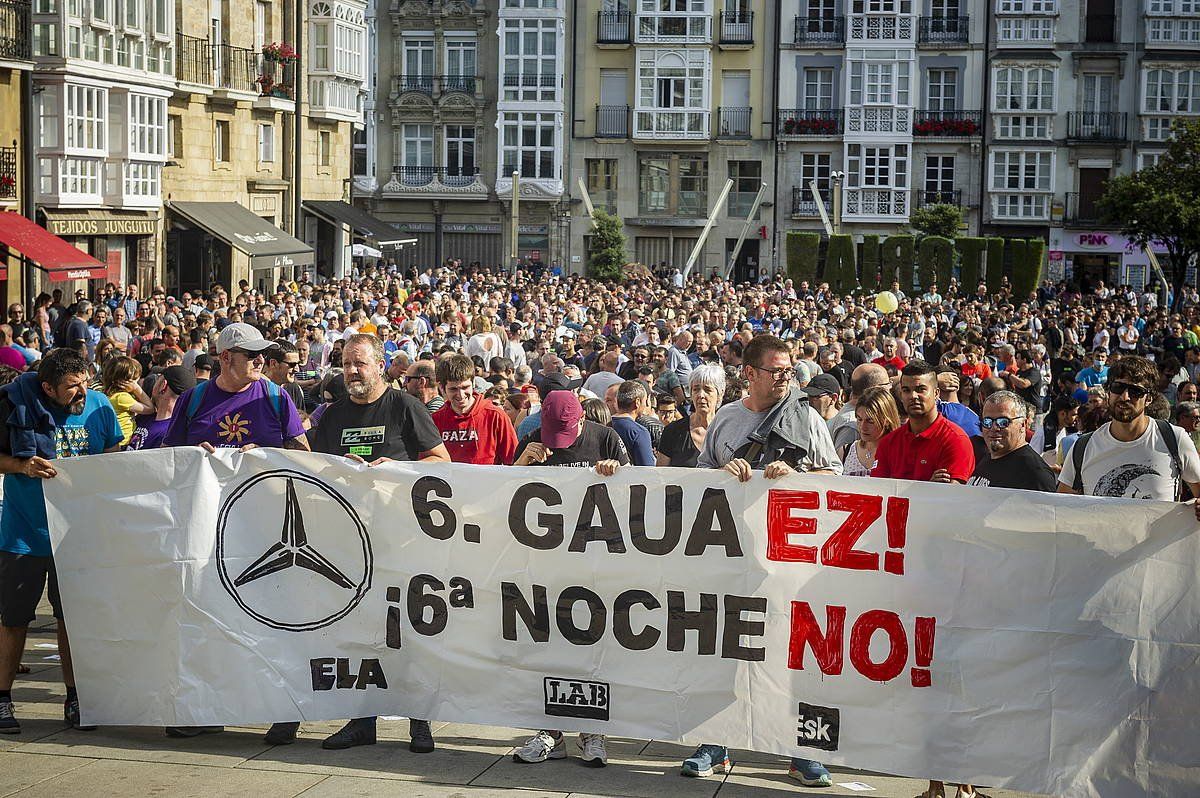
[
  {"x1": 21, "y1": 69, "x2": 35, "y2": 309},
  {"x1": 293, "y1": 0, "x2": 304, "y2": 265},
  {"x1": 977, "y1": 7, "x2": 992, "y2": 235},
  {"x1": 770, "y1": 0, "x2": 782, "y2": 277}
]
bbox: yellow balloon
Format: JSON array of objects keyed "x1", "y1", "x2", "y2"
[{"x1": 875, "y1": 291, "x2": 899, "y2": 314}]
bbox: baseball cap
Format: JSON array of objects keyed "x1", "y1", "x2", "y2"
[
  {"x1": 540, "y1": 390, "x2": 584, "y2": 449},
  {"x1": 161, "y1": 365, "x2": 197, "y2": 396},
  {"x1": 193, "y1": 353, "x2": 213, "y2": 371},
  {"x1": 216, "y1": 322, "x2": 276, "y2": 354},
  {"x1": 802, "y1": 373, "x2": 842, "y2": 398},
  {"x1": 537, "y1": 372, "x2": 571, "y2": 400}
]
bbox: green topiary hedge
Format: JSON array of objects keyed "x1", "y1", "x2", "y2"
[
  {"x1": 918, "y1": 236, "x2": 954, "y2": 292},
  {"x1": 1009, "y1": 238, "x2": 1045, "y2": 298},
  {"x1": 860, "y1": 234, "x2": 881, "y2": 291},
  {"x1": 825, "y1": 234, "x2": 858, "y2": 293},
  {"x1": 985, "y1": 238, "x2": 1006, "y2": 295},
  {"x1": 955, "y1": 237, "x2": 986, "y2": 290},
  {"x1": 786, "y1": 231, "x2": 821, "y2": 286},
  {"x1": 881, "y1": 235, "x2": 915, "y2": 293}
]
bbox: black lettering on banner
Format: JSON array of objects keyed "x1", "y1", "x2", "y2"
[
  {"x1": 448, "y1": 576, "x2": 475, "y2": 607},
  {"x1": 509, "y1": 483, "x2": 565, "y2": 550},
  {"x1": 501, "y1": 582, "x2": 550, "y2": 642},
  {"x1": 612, "y1": 589, "x2": 662, "y2": 650},
  {"x1": 569, "y1": 483, "x2": 626, "y2": 553},
  {"x1": 795, "y1": 701, "x2": 841, "y2": 752},
  {"x1": 412, "y1": 476, "x2": 457, "y2": 540},
  {"x1": 357, "y1": 659, "x2": 389, "y2": 689},
  {"x1": 385, "y1": 586, "x2": 403, "y2": 649},
  {"x1": 666, "y1": 590, "x2": 719, "y2": 654},
  {"x1": 630, "y1": 484, "x2": 684, "y2": 555},
  {"x1": 311, "y1": 657, "x2": 336, "y2": 690},
  {"x1": 336, "y1": 657, "x2": 358, "y2": 689},
  {"x1": 556, "y1": 586, "x2": 607, "y2": 645},
  {"x1": 408, "y1": 574, "x2": 449, "y2": 636},
  {"x1": 721, "y1": 595, "x2": 768, "y2": 661},
  {"x1": 684, "y1": 488, "x2": 743, "y2": 557}
]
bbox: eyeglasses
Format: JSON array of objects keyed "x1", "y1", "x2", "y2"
[
  {"x1": 749, "y1": 364, "x2": 793, "y2": 381},
  {"x1": 1108, "y1": 381, "x2": 1149, "y2": 400},
  {"x1": 980, "y1": 416, "x2": 1024, "y2": 430},
  {"x1": 229, "y1": 348, "x2": 267, "y2": 360}
]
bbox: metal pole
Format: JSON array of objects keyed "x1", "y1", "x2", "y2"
[
  {"x1": 811, "y1": 179, "x2": 833, "y2": 236},
  {"x1": 723, "y1": 182, "x2": 768, "y2": 280},
  {"x1": 683, "y1": 178, "x2": 733, "y2": 281},
  {"x1": 509, "y1": 171, "x2": 519, "y2": 266},
  {"x1": 576, "y1": 176, "x2": 596, "y2": 225},
  {"x1": 832, "y1": 172, "x2": 843, "y2": 235},
  {"x1": 292, "y1": 0, "x2": 303, "y2": 264},
  {"x1": 20, "y1": 70, "x2": 35, "y2": 310}
]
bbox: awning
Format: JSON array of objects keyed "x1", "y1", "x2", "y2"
[
  {"x1": 0, "y1": 212, "x2": 106, "y2": 281},
  {"x1": 168, "y1": 202, "x2": 314, "y2": 270},
  {"x1": 351, "y1": 243, "x2": 382, "y2": 258},
  {"x1": 302, "y1": 200, "x2": 407, "y2": 244}
]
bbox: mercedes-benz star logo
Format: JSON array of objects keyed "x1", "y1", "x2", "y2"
[{"x1": 216, "y1": 470, "x2": 372, "y2": 632}]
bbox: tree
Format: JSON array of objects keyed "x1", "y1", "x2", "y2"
[
  {"x1": 586, "y1": 210, "x2": 628, "y2": 282},
  {"x1": 909, "y1": 203, "x2": 963, "y2": 239},
  {"x1": 1098, "y1": 118, "x2": 1200, "y2": 309}
]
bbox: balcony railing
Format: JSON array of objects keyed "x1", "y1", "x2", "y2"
[
  {"x1": 1067, "y1": 111, "x2": 1128, "y2": 142},
  {"x1": 844, "y1": 188, "x2": 909, "y2": 218},
  {"x1": 915, "y1": 189, "x2": 962, "y2": 208},
  {"x1": 720, "y1": 10, "x2": 754, "y2": 43},
  {"x1": 1064, "y1": 192, "x2": 1105, "y2": 227},
  {"x1": 502, "y1": 73, "x2": 557, "y2": 89},
  {"x1": 596, "y1": 105, "x2": 630, "y2": 138},
  {"x1": 0, "y1": 0, "x2": 31, "y2": 61},
  {"x1": 918, "y1": 15, "x2": 968, "y2": 44},
  {"x1": 718, "y1": 106, "x2": 751, "y2": 139},
  {"x1": 848, "y1": 13, "x2": 916, "y2": 42},
  {"x1": 213, "y1": 43, "x2": 259, "y2": 92},
  {"x1": 778, "y1": 108, "x2": 843, "y2": 136},
  {"x1": 443, "y1": 75, "x2": 477, "y2": 93},
  {"x1": 175, "y1": 34, "x2": 212, "y2": 85},
  {"x1": 257, "y1": 58, "x2": 296, "y2": 100},
  {"x1": 633, "y1": 109, "x2": 710, "y2": 139},
  {"x1": 392, "y1": 166, "x2": 481, "y2": 188},
  {"x1": 400, "y1": 74, "x2": 435, "y2": 94},
  {"x1": 0, "y1": 145, "x2": 15, "y2": 199},
  {"x1": 597, "y1": 10, "x2": 631, "y2": 43},
  {"x1": 792, "y1": 185, "x2": 832, "y2": 217},
  {"x1": 914, "y1": 110, "x2": 982, "y2": 137},
  {"x1": 847, "y1": 106, "x2": 911, "y2": 134},
  {"x1": 1085, "y1": 13, "x2": 1115, "y2": 43},
  {"x1": 794, "y1": 16, "x2": 845, "y2": 46}
]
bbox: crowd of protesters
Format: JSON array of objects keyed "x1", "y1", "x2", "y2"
[{"x1": 1, "y1": 262, "x2": 1200, "y2": 797}]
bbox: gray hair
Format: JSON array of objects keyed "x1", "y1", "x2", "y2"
[
  {"x1": 514, "y1": 364, "x2": 532, "y2": 385},
  {"x1": 983, "y1": 389, "x2": 1025, "y2": 417},
  {"x1": 344, "y1": 332, "x2": 384, "y2": 363},
  {"x1": 1176, "y1": 401, "x2": 1200, "y2": 421},
  {"x1": 689, "y1": 363, "x2": 727, "y2": 395},
  {"x1": 792, "y1": 360, "x2": 812, "y2": 387},
  {"x1": 616, "y1": 379, "x2": 648, "y2": 412}
]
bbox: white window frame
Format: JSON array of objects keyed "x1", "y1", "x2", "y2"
[
  {"x1": 214, "y1": 119, "x2": 230, "y2": 162},
  {"x1": 802, "y1": 67, "x2": 834, "y2": 110},
  {"x1": 445, "y1": 38, "x2": 476, "y2": 78},
  {"x1": 128, "y1": 94, "x2": 165, "y2": 158},
  {"x1": 444, "y1": 124, "x2": 476, "y2": 178},
  {"x1": 989, "y1": 148, "x2": 1053, "y2": 219},
  {"x1": 635, "y1": 0, "x2": 712, "y2": 43},
  {"x1": 257, "y1": 123, "x2": 275, "y2": 163},
  {"x1": 924, "y1": 154, "x2": 955, "y2": 192},
  {"x1": 846, "y1": 143, "x2": 909, "y2": 189},
  {"x1": 500, "y1": 111, "x2": 559, "y2": 180},
  {"x1": 65, "y1": 84, "x2": 107, "y2": 154},
  {"x1": 995, "y1": 0, "x2": 1057, "y2": 12},
  {"x1": 501, "y1": 18, "x2": 559, "y2": 102},
  {"x1": 850, "y1": 58, "x2": 911, "y2": 106},
  {"x1": 401, "y1": 123, "x2": 433, "y2": 168}
]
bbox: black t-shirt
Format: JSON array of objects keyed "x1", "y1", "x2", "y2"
[
  {"x1": 310, "y1": 388, "x2": 443, "y2": 461},
  {"x1": 515, "y1": 420, "x2": 630, "y2": 468},
  {"x1": 280, "y1": 380, "x2": 305, "y2": 411},
  {"x1": 657, "y1": 417, "x2": 700, "y2": 468},
  {"x1": 1015, "y1": 366, "x2": 1043, "y2": 405},
  {"x1": 842, "y1": 344, "x2": 867, "y2": 367},
  {"x1": 967, "y1": 444, "x2": 1057, "y2": 491}
]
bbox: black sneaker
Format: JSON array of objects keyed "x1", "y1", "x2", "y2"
[
  {"x1": 165, "y1": 725, "x2": 224, "y2": 738},
  {"x1": 64, "y1": 697, "x2": 97, "y2": 731},
  {"x1": 263, "y1": 721, "x2": 300, "y2": 745},
  {"x1": 408, "y1": 718, "x2": 434, "y2": 754},
  {"x1": 0, "y1": 699, "x2": 20, "y2": 734},
  {"x1": 322, "y1": 717, "x2": 377, "y2": 750}
]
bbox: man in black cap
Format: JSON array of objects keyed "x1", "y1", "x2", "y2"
[
  {"x1": 192, "y1": 353, "x2": 212, "y2": 383},
  {"x1": 804, "y1": 372, "x2": 843, "y2": 428},
  {"x1": 516, "y1": 373, "x2": 571, "y2": 439},
  {"x1": 128, "y1": 366, "x2": 197, "y2": 451}
]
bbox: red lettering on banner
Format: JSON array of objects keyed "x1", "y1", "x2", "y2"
[
  {"x1": 766, "y1": 490, "x2": 909, "y2": 575},
  {"x1": 788, "y1": 602, "x2": 937, "y2": 688},
  {"x1": 766, "y1": 490, "x2": 819, "y2": 563},
  {"x1": 787, "y1": 601, "x2": 845, "y2": 675},
  {"x1": 821, "y1": 491, "x2": 882, "y2": 571}
]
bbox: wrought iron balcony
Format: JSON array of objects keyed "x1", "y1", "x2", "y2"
[
  {"x1": 918, "y1": 15, "x2": 968, "y2": 44},
  {"x1": 915, "y1": 189, "x2": 962, "y2": 208},
  {"x1": 383, "y1": 166, "x2": 487, "y2": 198},
  {"x1": 213, "y1": 43, "x2": 259, "y2": 92},
  {"x1": 792, "y1": 185, "x2": 832, "y2": 217},
  {"x1": 0, "y1": 145, "x2": 15, "y2": 199},
  {"x1": 0, "y1": 0, "x2": 31, "y2": 61},
  {"x1": 400, "y1": 74, "x2": 434, "y2": 94},
  {"x1": 778, "y1": 108, "x2": 843, "y2": 136},
  {"x1": 913, "y1": 110, "x2": 982, "y2": 137},
  {"x1": 720, "y1": 10, "x2": 753, "y2": 44},
  {"x1": 1064, "y1": 192, "x2": 1106, "y2": 227},
  {"x1": 256, "y1": 58, "x2": 296, "y2": 100},
  {"x1": 717, "y1": 106, "x2": 751, "y2": 139},
  {"x1": 597, "y1": 10, "x2": 631, "y2": 44},
  {"x1": 503, "y1": 73, "x2": 557, "y2": 89},
  {"x1": 1067, "y1": 111, "x2": 1128, "y2": 143},
  {"x1": 175, "y1": 34, "x2": 212, "y2": 85},
  {"x1": 442, "y1": 75, "x2": 477, "y2": 94},
  {"x1": 794, "y1": 16, "x2": 845, "y2": 46},
  {"x1": 596, "y1": 105, "x2": 630, "y2": 138}
]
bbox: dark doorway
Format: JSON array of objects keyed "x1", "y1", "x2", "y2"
[{"x1": 727, "y1": 238, "x2": 760, "y2": 284}]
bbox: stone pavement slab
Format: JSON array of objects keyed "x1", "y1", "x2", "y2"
[
  {"x1": 3, "y1": 758, "x2": 325, "y2": 798},
  {"x1": 14, "y1": 726, "x2": 274, "y2": 768},
  {"x1": 469, "y1": 752, "x2": 725, "y2": 798},
  {"x1": 0, "y1": 751, "x2": 95, "y2": 795},
  {"x1": 298, "y1": 776, "x2": 568, "y2": 798}
]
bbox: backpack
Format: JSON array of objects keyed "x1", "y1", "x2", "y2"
[
  {"x1": 1071, "y1": 418, "x2": 1182, "y2": 499},
  {"x1": 183, "y1": 379, "x2": 287, "y2": 442}
]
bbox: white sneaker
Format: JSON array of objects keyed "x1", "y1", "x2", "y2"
[
  {"x1": 513, "y1": 731, "x2": 566, "y2": 763},
  {"x1": 578, "y1": 733, "x2": 608, "y2": 767}
]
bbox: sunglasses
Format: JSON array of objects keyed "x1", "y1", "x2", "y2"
[
  {"x1": 980, "y1": 416, "x2": 1023, "y2": 430},
  {"x1": 1108, "y1": 381, "x2": 1149, "y2": 399},
  {"x1": 229, "y1": 348, "x2": 267, "y2": 359}
]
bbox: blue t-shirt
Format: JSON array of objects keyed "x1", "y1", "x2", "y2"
[
  {"x1": 0, "y1": 390, "x2": 122, "y2": 556},
  {"x1": 1076, "y1": 365, "x2": 1109, "y2": 387},
  {"x1": 937, "y1": 400, "x2": 981, "y2": 438},
  {"x1": 516, "y1": 409, "x2": 541, "y2": 439},
  {"x1": 612, "y1": 416, "x2": 654, "y2": 466}
]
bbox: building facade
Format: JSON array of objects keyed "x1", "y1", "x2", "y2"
[
  {"x1": 0, "y1": 0, "x2": 33, "y2": 304},
  {"x1": 569, "y1": 0, "x2": 775, "y2": 281}
]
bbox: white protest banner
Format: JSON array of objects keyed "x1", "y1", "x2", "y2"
[{"x1": 43, "y1": 447, "x2": 1200, "y2": 797}]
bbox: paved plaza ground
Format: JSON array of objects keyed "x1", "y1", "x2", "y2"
[{"x1": 1, "y1": 603, "x2": 1047, "y2": 798}]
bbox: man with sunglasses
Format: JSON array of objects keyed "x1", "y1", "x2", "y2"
[
  {"x1": 263, "y1": 340, "x2": 305, "y2": 412},
  {"x1": 1059, "y1": 356, "x2": 1200, "y2": 503},
  {"x1": 966, "y1": 390, "x2": 1056, "y2": 491}
]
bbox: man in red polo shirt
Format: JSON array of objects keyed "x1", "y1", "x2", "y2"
[
  {"x1": 432, "y1": 352, "x2": 517, "y2": 465},
  {"x1": 872, "y1": 359, "x2": 974, "y2": 482}
]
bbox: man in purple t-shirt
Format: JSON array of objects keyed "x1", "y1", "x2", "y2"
[
  {"x1": 160, "y1": 322, "x2": 308, "y2": 741},
  {"x1": 162, "y1": 323, "x2": 307, "y2": 451},
  {"x1": 128, "y1": 366, "x2": 195, "y2": 451}
]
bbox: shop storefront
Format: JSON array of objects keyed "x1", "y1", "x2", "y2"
[
  {"x1": 302, "y1": 201, "x2": 407, "y2": 280},
  {"x1": 0, "y1": 212, "x2": 108, "y2": 302},
  {"x1": 40, "y1": 208, "x2": 159, "y2": 292},
  {"x1": 166, "y1": 202, "x2": 314, "y2": 295},
  {"x1": 1049, "y1": 230, "x2": 1170, "y2": 291}
]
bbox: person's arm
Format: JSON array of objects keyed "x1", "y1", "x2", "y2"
[
  {"x1": 0, "y1": 453, "x2": 57, "y2": 478},
  {"x1": 418, "y1": 444, "x2": 451, "y2": 462},
  {"x1": 284, "y1": 435, "x2": 311, "y2": 451},
  {"x1": 120, "y1": 382, "x2": 155, "y2": 415},
  {"x1": 629, "y1": 426, "x2": 655, "y2": 467},
  {"x1": 495, "y1": 413, "x2": 518, "y2": 466}
]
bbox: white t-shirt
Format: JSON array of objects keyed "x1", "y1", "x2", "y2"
[{"x1": 1059, "y1": 420, "x2": 1200, "y2": 500}]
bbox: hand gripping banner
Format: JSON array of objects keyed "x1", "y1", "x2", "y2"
[{"x1": 43, "y1": 448, "x2": 1200, "y2": 797}]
